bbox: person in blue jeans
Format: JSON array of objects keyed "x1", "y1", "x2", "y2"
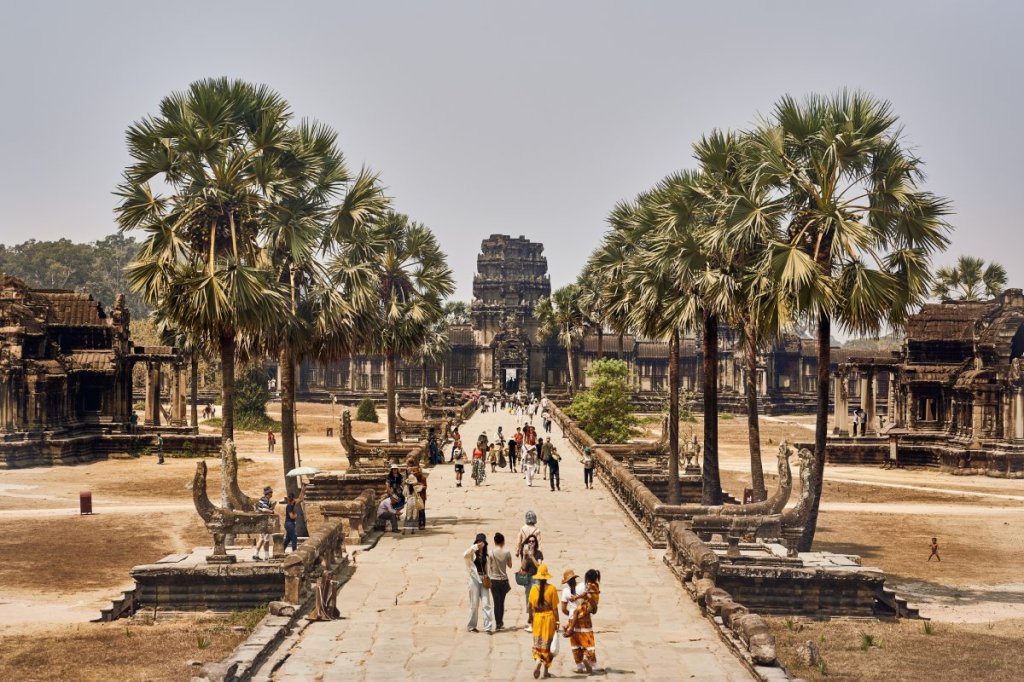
[{"x1": 283, "y1": 487, "x2": 306, "y2": 553}]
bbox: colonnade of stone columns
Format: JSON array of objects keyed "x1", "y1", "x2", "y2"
[{"x1": 143, "y1": 362, "x2": 188, "y2": 427}]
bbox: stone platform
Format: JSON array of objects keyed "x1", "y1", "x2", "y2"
[
  {"x1": 709, "y1": 542, "x2": 904, "y2": 619},
  {"x1": 130, "y1": 547, "x2": 285, "y2": 613}
]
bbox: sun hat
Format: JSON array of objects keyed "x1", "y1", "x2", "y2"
[
  {"x1": 561, "y1": 568, "x2": 579, "y2": 584},
  {"x1": 534, "y1": 564, "x2": 553, "y2": 581}
]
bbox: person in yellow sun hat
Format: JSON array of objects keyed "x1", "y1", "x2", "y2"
[{"x1": 528, "y1": 563, "x2": 560, "y2": 678}]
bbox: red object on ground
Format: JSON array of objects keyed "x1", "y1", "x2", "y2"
[{"x1": 80, "y1": 491, "x2": 92, "y2": 515}]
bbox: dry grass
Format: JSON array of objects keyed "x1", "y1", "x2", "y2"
[
  {"x1": 0, "y1": 613, "x2": 258, "y2": 682},
  {"x1": 768, "y1": 617, "x2": 1024, "y2": 682},
  {"x1": 0, "y1": 513, "x2": 208, "y2": 591}
]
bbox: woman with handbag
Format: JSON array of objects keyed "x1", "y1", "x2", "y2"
[
  {"x1": 528, "y1": 564, "x2": 560, "y2": 679},
  {"x1": 463, "y1": 533, "x2": 495, "y2": 633},
  {"x1": 518, "y1": 533, "x2": 543, "y2": 629}
]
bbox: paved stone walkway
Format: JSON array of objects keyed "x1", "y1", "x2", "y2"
[{"x1": 269, "y1": 408, "x2": 752, "y2": 681}]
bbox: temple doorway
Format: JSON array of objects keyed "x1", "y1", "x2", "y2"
[{"x1": 502, "y1": 367, "x2": 521, "y2": 393}]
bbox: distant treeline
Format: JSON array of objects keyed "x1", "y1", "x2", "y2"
[{"x1": 0, "y1": 233, "x2": 149, "y2": 317}]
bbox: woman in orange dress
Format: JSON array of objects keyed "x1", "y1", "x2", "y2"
[
  {"x1": 564, "y1": 568, "x2": 601, "y2": 673},
  {"x1": 528, "y1": 564, "x2": 559, "y2": 679}
]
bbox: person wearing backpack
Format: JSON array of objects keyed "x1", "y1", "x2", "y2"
[{"x1": 548, "y1": 445, "x2": 561, "y2": 492}]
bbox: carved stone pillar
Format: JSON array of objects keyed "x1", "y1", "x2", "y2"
[
  {"x1": 833, "y1": 372, "x2": 849, "y2": 436},
  {"x1": 1015, "y1": 388, "x2": 1024, "y2": 441},
  {"x1": 864, "y1": 371, "x2": 877, "y2": 435},
  {"x1": 145, "y1": 362, "x2": 161, "y2": 426}
]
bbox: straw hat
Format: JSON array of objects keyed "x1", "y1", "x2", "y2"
[
  {"x1": 561, "y1": 568, "x2": 579, "y2": 584},
  {"x1": 533, "y1": 564, "x2": 553, "y2": 581}
]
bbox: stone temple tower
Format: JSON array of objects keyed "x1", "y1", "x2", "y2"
[{"x1": 471, "y1": 235, "x2": 551, "y2": 392}]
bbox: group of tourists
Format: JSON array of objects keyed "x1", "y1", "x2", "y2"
[
  {"x1": 465, "y1": 511, "x2": 602, "y2": 677},
  {"x1": 252, "y1": 483, "x2": 305, "y2": 561},
  {"x1": 375, "y1": 461, "x2": 428, "y2": 534}
]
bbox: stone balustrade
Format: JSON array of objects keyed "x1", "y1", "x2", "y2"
[
  {"x1": 281, "y1": 519, "x2": 347, "y2": 605},
  {"x1": 320, "y1": 489, "x2": 378, "y2": 543}
]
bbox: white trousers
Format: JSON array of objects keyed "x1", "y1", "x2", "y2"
[
  {"x1": 468, "y1": 576, "x2": 494, "y2": 631},
  {"x1": 525, "y1": 464, "x2": 535, "y2": 486}
]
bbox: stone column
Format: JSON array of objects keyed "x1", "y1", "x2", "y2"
[
  {"x1": 145, "y1": 362, "x2": 161, "y2": 426},
  {"x1": 971, "y1": 392, "x2": 984, "y2": 441},
  {"x1": 864, "y1": 371, "x2": 877, "y2": 435},
  {"x1": 170, "y1": 366, "x2": 182, "y2": 424},
  {"x1": 833, "y1": 372, "x2": 849, "y2": 435},
  {"x1": 758, "y1": 368, "x2": 767, "y2": 396},
  {"x1": 887, "y1": 371, "x2": 897, "y2": 423},
  {"x1": 1014, "y1": 388, "x2": 1024, "y2": 441}
]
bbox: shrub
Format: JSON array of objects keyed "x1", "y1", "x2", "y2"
[
  {"x1": 236, "y1": 366, "x2": 271, "y2": 422},
  {"x1": 356, "y1": 397, "x2": 379, "y2": 422},
  {"x1": 566, "y1": 358, "x2": 637, "y2": 443}
]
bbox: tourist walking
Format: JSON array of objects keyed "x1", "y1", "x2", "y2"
[
  {"x1": 402, "y1": 472, "x2": 420, "y2": 534},
  {"x1": 472, "y1": 441, "x2": 486, "y2": 485},
  {"x1": 254, "y1": 486, "x2": 275, "y2": 561},
  {"x1": 518, "y1": 534, "x2": 543, "y2": 627},
  {"x1": 453, "y1": 445, "x2": 466, "y2": 487},
  {"x1": 523, "y1": 445, "x2": 538, "y2": 486},
  {"x1": 488, "y1": 440, "x2": 500, "y2": 473},
  {"x1": 508, "y1": 436, "x2": 519, "y2": 472},
  {"x1": 428, "y1": 429, "x2": 442, "y2": 466},
  {"x1": 282, "y1": 487, "x2": 305, "y2": 553},
  {"x1": 267, "y1": 430, "x2": 276, "y2": 453},
  {"x1": 386, "y1": 464, "x2": 405, "y2": 505},
  {"x1": 156, "y1": 433, "x2": 165, "y2": 464},
  {"x1": 450, "y1": 428, "x2": 462, "y2": 462},
  {"x1": 528, "y1": 564, "x2": 559, "y2": 678},
  {"x1": 564, "y1": 569, "x2": 601, "y2": 673},
  {"x1": 541, "y1": 438, "x2": 554, "y2": 480},
  {"x1": 376, "y1": 494, "x2": 400, "y2": 532},
  {"x1": 559, "y1": 568, "x2": 586, "y2": 673},
  {"x1": 488, "y1": 532, "x2": 513, "y2": 630},
  {"x1": 580, "y1": 446, "x2": 595, "y2": 489},
  {"x1": 464, "y1": 533, "x2": 495, "y2": 633},
  {"x1": 928, "y1": 537, "x2": 941, "y2": 561},
  {"x1": 548, "y1": 445, "x2": 561, "y2": 491},
  {"x1": 516, "y1": 510, "x2": 541, "y2": 553}
]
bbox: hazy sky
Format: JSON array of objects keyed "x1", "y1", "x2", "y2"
[{"x1": 1, "y1": 1, "x2": 1022, "y2": 303}]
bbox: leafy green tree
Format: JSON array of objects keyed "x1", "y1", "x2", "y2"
[
  {"x1": 749, "y1": 91, "x2": 952, "y2": 550},
  {"x1": 356, "y1": 397, "x2": 379, "y2": 422},
  {"x1": 567, "y1": 359, "x2": 637, "y2": 443},
  {"x1": 933, "y1": 256, "x2": 1007, "y2": 301}
]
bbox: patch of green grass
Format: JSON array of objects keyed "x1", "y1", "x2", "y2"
[
  {"x1": 923, "y1": 621, "x2": 935, "y2": 635},
  {"x1": 859, "y1": 632, "x2": 877, "y2": 651},
  {"x1": 227, "y1": 605, "x2": 268, "y2": 634}
]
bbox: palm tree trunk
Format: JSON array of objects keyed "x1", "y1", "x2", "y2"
[
  {"x1": 385, "y1": 351, "x2": 397, "y2": 442},
  {"x1": 219, "y1": 332, "x2": 235, "y2": 512},
  {"x1": 220, "y1": 332, "x2": 235, "y2": 442},
  {"x1": 668, "y1": 329, "x2": 681, "y2": 504},
  {"x1": 702, "y1": 314, "x2": 722, "y2": 505},
  {"x1": 798, "y1": 314, "x2": 831, "y2": 551},
  {"x1": 279, "y1": 346, "x2": 309, "y2": 537},
  {"x1": 744, "y1": 327, "x2": 766, "y2": 502},
  {"x1": 597, "y1": 328, "x2": 604, "y2": 358},
  {"x1": 566, "y1": 347, "x2": 577, "y2": 394},
  {"x1": 190, "y1": 349, "x2": 199, "y2": 428}
]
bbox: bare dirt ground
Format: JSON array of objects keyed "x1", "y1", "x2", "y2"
[
  {"x1": 0, "y1": 611, "x2": 261, "y2": 682},
  {"x1": 766, "y1": 617, "x2": 1024, "y2": 682}
]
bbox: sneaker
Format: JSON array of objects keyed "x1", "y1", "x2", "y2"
[
  {"x1": 252, "y1": 555, "x2": 261, "y2": 561},
  {"x1": 468, "y1": 627, "x2": 478, "y2": 633}
]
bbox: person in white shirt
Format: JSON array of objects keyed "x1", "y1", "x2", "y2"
[{"x1": 376, "y1": 495, "x2": 400, "y2": 532}]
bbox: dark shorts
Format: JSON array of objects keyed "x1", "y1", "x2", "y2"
[{"x1": 454, "y1": 464, "x2": 464, "y2": 473}]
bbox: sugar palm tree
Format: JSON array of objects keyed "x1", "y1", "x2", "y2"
[
  {"x1": 329, "y1": 211, "x2": 454, "y2": 442},
  {"x1": 933, "y1": 256, "x2": 1006, "y2": 301},
  {"x1": 535, "y1": 285, "x2": 586, "y2": 393},
  {"x1": 696, "y1": 129, "x2": 791, "y2": 502},
  {"x1": 262, "y1": 121, "x2": 388, "y2": 515},
  {"x1": 749, "y1": 91, "x2": 952, "y2": 550},
  {"x1": 116, "y1": 78, "x2": 292, "y2": 443},
  {"x1": 576, "y1": 261, "x2": 608, "y2": 358}
]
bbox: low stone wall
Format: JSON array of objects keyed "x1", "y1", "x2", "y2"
[
  {"x1": 0, "y1": 430, "x2": 221, "y2": 468},
  {"x1": 664, "y1": 523, "x2": 784, "y2": 679},
  {"x1": 816, "y1": 435, "x2": 1024, "y2": 477},
  {"x1": 320, "y1": 489, "x2": 378, "y2": 544},
  {"x1": 282, "y1": 519, "x2": 347, "y2": 605},
  {"x1": 131, "y1": 560, "x2": 284, "y2": 612}
]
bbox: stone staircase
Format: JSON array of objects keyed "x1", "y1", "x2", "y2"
[{"x1": 875, "y1": 585, "x2": 926, "y2": 619}]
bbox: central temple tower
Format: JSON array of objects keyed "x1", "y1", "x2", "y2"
[{"x1": 471, "y1": 235, "x2": 551, "y2": 392}]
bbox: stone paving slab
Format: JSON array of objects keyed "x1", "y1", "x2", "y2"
[{"x1": 270, "y1": 409, "x2": 753, "y2": 681}]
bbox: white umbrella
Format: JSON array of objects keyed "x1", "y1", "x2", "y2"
[{"x1": 286, "y1": 466, "x2": 322, "y2": 478}]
